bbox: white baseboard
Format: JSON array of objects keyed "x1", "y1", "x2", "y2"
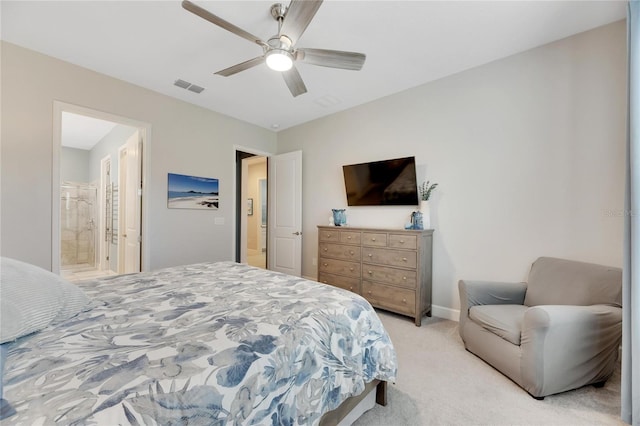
[{"x1": 432, "y1": 305, "x2": 460, "y2": 322}]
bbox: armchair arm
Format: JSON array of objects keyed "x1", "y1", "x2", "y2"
[
  {"x1": 458, "y1": 280, "x2": 527, "y2": 335},
  {"x1": 520, "y1": 305, "x2": 622, "y2": 397}
]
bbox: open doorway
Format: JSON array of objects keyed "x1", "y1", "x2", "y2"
[
  {"x1": 236, "y1": 151, "x2": 268, "y2": 269},
  {"x1": 54, "y1": 105, "x2": 146, "y2": 280}
]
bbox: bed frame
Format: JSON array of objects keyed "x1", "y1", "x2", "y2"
[{"x1": 318, "y1": 380, "x2": 387, "y2": 425}]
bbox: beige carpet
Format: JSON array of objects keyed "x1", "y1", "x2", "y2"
[{"x1": 354, "y1": 312, "x2": 624, "y2": 426}]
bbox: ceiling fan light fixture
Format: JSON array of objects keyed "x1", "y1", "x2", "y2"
[{"x1": 266, "y1": 50, "x2": 293, "y2": 72}]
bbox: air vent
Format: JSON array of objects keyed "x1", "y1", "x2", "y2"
[
  {"x1": 187, "y1": 84, "x2": 205, "y2": 94},
  {"x1": 313, "y1": 95, "x2": 341, "y2": 108},
  {"x1": 174, "y1": 79, "x2": 205, "y2": 94}
]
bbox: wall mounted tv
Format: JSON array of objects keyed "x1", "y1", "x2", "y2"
[{"x1": 342, "y1": 156, "x2": 419, "y2": 206}]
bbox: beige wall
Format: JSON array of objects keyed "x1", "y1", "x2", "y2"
[
  {"x1": 277, "y1": 21, "x2": 627, "y2": 318},
  {"x1": 1, "y1": 41, "x2": 277, "y2": 271}
]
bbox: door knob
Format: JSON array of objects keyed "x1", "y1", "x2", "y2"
[{"x1": 292, "y1": 231, "x2": 302, "y2": 235}]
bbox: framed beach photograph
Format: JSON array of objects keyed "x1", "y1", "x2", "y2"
[{"x1": 168, "y1": 173, "x2": 219, "y2": 210}]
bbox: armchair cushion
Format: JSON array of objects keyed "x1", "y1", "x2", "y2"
[
  {"x1": 469, "y1": 304, "x2": 528, "y2": 345},
  {"x1": 524, "y1": 257, "x2": 622, "y2": 307},
  {"x1": 459, "y1": 280, "x2": 527, "y2": 307}
]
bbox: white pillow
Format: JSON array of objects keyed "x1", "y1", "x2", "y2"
[{"x1": 0, "y1": 257, "x2": 91, "y2": 344}]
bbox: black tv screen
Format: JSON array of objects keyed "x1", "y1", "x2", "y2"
[{"x1": 342, "y1": 156, "x2": 419, "y2": 206}]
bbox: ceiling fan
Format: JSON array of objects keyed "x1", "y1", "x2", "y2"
[{"x1": 182, "y1": 0, "x2": 366, "y2": 97}]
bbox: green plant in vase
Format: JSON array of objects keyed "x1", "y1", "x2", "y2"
[
  {"x1": 419, "y1": 181, "x2": 438, "y2": 201},
  {"x1": 418, "y1": 181, "x2": 438, "y2": 229}
]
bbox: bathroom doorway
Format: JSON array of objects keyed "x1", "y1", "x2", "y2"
[
  {"x1": 56, "y1": 107, "x2": 145, "y2": 281},
  {"x1": 245, "y1": 156, "x2": 267, "y2": 269}
]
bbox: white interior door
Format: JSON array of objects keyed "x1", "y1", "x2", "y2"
[
  {"x1": 119, "y1": 131, "x2": 142, "y2": 273},
  {"x1": 268, "y1": 150, "x2": 302, "y2": 276}
]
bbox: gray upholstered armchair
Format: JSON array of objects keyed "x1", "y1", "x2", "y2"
[{"x1": 458, "y1": 257, "x2": 622, "y2": 399}]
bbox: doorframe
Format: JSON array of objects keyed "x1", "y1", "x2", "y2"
[
  {"x1": 52, "y1": 101, "x2": 151, "y2": 274},
  {"x1": 117, "y1": 144, "x2": 127, "y2": 273},
  {"x1": 233, "y1": 145, "x2": 273, "y2": 265}
]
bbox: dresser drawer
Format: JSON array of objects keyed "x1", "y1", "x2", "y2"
[
  {"x1": 362, "y1": 232, "x2": 388, "y2": 247},
  {"x1": 362, "y1": 264, "x2": 417, "y2": 289},
  {"x1": 319, "y1": 243, "x2": 361, "y2": 261},
  {"x1": 363, "y1": 247, "x2": 417, "y2": 269},
  {"x1": 318, "y1": 272, "x2": 360, "y2": 293},
  {"x1": 362, "y1": 281, "x2": 416, "y2": 316},
  {"x1": 340, "y1": 231, "x2": 361, "y2": 245},
  {"x1": 388, "y1": 234, "x2": 417, "y2": 250},
  {"x1": 318, "y1": 258, "x2": 361, "y2": 278},
  {"x1": 319, "y1": 229, "x2": 341, "y2": 242}
]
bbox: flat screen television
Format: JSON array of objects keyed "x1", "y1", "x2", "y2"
[{"x1": 342, "y1": 156, "x2": 419, "y2": 206}]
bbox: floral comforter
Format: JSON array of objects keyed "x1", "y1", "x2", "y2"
[{"x1": 3, "y1": 261, "x2": 397, "y2": 425}]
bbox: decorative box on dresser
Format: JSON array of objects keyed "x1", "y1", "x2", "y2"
[{"x1": 317, "y1": 226, "x2": 433, "y2": 326}]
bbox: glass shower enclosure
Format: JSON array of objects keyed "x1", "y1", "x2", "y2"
[{"x1": 60, "y1": 182, "x2": 97, "y2": 268}]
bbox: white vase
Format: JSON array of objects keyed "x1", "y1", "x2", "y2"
[{"x1": 420, "y1": 200, "x2": 431, "y2": 229}]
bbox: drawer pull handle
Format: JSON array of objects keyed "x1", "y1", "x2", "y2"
[
  {"x1": 349, "y1": 286, "x2": 353, "y2": 291},
  {"x1": 371, "y1": 238, "x2": 376, "y2": 241},
  {"x1": 323, "y1": 248, "x2": 328, "y2": 252},
  {"x1": 402, "y1": 298, "x2": 407, "y2": 303},
  {"x1": 400, "y1": 240, "x2": 405, "y2": 244},
  {"x1": 402, "y1": 257, "x2": 407, "y2": 262},
  {"x1": 326, "y1": 234, "x2": 331, "y2": 238},
  {"x1": 367, "y1": 291, "x2": 372, "y2": 295},
  {"x1": 347, "y1": 236, "x2": 352, "y2": 239},
  {"x1": 368, "y1": 254, "x2": 373, "y2": 257},
  {"x1": 349, "y1": 267, "x2": 354, "y2": 272},
  {"x1": 349, "y1": 250, "x2": 354, "y2": 255},
  {"x1": 403, "y1": 276, "x2": 407, "y2": 280},
  {"x1": 323, "y1": 263, "x2": 328, "y2": 267},
  {"x1": 368, "y1": 270, "x2": 373, "y2": 275}
]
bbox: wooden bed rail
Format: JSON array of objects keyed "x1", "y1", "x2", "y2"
[{"x1": 319, "y1": 380, "x2": 387, "y2": 425}]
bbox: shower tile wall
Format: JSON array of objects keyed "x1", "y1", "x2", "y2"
[{"x1": 61, "y1": 184, "x2": 96, "y2": 267}]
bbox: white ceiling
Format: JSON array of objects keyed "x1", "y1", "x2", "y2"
[
  {"x1": 61, "y1": 112, "x2": 118, "y2": 150},
  {"x1": 1, "y1": 1, "x2": 627, "y2": 132}
]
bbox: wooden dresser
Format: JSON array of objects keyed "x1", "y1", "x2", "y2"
[{"x1": 317, "y1": 226, "x2": 433, "y2": 326}]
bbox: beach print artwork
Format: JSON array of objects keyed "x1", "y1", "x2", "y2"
[{"x1": 168, "y1": 173, "x2": 219, "y2": 209}]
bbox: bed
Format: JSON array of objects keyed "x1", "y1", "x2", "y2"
[{"x1": 0, "y1": 259, "x2": 397, "y2": 425}]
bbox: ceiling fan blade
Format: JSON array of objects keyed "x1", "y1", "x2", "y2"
[
  {"x1": 279, "y1": 0, "x2": 323, "y2": 45},
  {"x1": 215, "y1": 56, "x2": 264, "y2": 77},
  {"x1": 297, "y1": 48, "x2": 366, "y2": 70},
  {"x1": 182, "y1": 0, "x2": 266, "y2": 47},
  {"x1": 282, "y1": 66, "x2": 307, "y2": 97}
]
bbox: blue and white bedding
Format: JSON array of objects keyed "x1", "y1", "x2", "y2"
[{"x1": 3, "y1": 261, "x2": 397, "y2": 425}]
